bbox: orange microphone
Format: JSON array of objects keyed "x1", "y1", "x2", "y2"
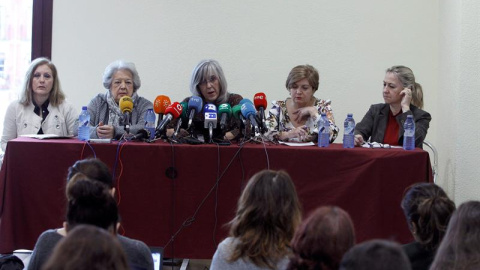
[{"x1": 153, "y1": 95, "x2": 171, "y2": 128}]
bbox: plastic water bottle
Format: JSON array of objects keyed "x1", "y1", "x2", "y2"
[
  {"x1": 343, "y1": 113, "x2": 355, "y2": 148},
  {"x1": 318, "y1": 113, "x2": 330, "y2": 147},
  {"x1": 403, "y1": 115, "x2": 415, "y2": 150},
  {"x1": 78, "y1": 106, "x2": 90, "y2": 141},
  {"x1": 144, "y1": 109, "x2": 156, "y2": 140}
]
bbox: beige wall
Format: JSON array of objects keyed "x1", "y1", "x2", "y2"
[{"x1": 51, "y1": 1, "x2": 480, "y2": 203}]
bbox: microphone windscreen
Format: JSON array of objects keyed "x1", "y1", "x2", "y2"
[
  {"x1": 165, "y1": 102, "x2": 183, "y2": 119},
  {"x1": 218, "y1": 103, "x2": 232, "y2": 117},
  {"x1": 239, "y1": 98, "x2": 253, "y2": 105},
  {"x1": 254, "y1": 92, "x2": 267, "y2": 109},
  {"x1": 232, "y1": 104, "x2": 243, "y2": 119},
  {"x1": 180, "y1": 101, "x2": 189, "y2": 120},
  {"x1": 241, "y1": 102, "x2": 256, "y2": 118},
  {"x1": 153, "y1": 95, "x2": 171, "y2": 114},
  {"x1": 188, "y1": 96, "x2": 203, "y2": 113},
  {"x1": 119, "y1": 96, "x2": 133, "y2": 113},
  {"x1": 203, "y1": 103, "x2": 217, "y2": 113}
]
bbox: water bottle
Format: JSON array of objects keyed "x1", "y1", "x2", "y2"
[
  {"x1": 78, "y1": 106, "x2": 90, "y2": 141},
  {"x1": 343, "y1": 113, "x2": 355, "y2": 148},
  {"x1": 144, "y1": 108, "x2": 156, "y2": 140},
  {"x1": 403, "y1": 115, "x2": 415, "y2": 150},
  {"x1": 318, "y1": 113, "x2": 330, "y2": 147}
]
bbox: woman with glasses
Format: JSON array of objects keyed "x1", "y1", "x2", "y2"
[
  {"x1": 87, "y1": 60, "x2": 153, "y2": 140},
  {"x1": 167, "y1": 59, "x2": 243, "y2": 142},
  {"x1": 1, "y1": 57, "x2": 77, "y2": 152},
  {"x1": 265, "y1": 64, "x2": 339, "y2": 143}
]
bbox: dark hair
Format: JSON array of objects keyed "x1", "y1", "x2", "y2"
[
  {"x1": 228, "y1": 170, "x2": 302, "y2": 269},
  {"x1": 430, "y1": 201, "x2": 480, "y2": 270},
  {"x1": 67, "y1": 158, "x2": 113, "y2": 188},
  {"x1": 66, "y1": 178, "x2": 118, "y2": 233},
  {"x1": 287, "y1": 206, "x2": 356, "y2": 270},
  {"x1": 401, "y1": 183, "x2": 455, "y2": 250},
  {"x1": 340, "y1": 239, "x2": 411, "y2": 270},
  {"x1": 43, "y1": 224, "x2": 129, "y2": 270}
]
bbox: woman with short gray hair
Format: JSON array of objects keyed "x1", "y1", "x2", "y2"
[{"x1": 87, "y1": 60, "x2": 153, "y2": 139}]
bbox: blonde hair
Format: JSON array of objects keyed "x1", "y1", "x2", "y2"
[
  {"x1": 286, "y1": 65, "x2": 320, "y2": 92},
  {"x1": 386, "y1": 65, "x2": 424, "y2": 109}
]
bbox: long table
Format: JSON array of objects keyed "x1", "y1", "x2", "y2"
[{"x1": 0, "y1": 137, "x2": 432, "y2": 258}]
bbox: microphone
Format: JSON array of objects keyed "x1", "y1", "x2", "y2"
[
  {"x1": 132, "y1": 129, "x2": 151, "y2": 141},
  {"x1": 241, "y1": 100, "x2": 260, "y2": 135},
  {"x1": 153, "y1": 95, "x2": 171, "y2": 129},
  {"x1": 155, "y1": 102, "x2": 183, "y2": 137},
  {"x1": 187, "y1": 96, "x2": 203, "y2": 129},
  {"x1": 119, "y1": 96, "x2": 133, "y2": 134},
  {"x1": 218, "y1": 103, "x2": 232, "y2": 131},
  {"x1": 254, "y1": 92, "x2": 267, "y2": 132},
  {"x1": 174, "y1": 102, "x2": 189, "y2": 138},
  {"x1": 232, "y1": 104, "x2": 245, "y2": 123},
  {"x1": 203, "y1": 103, "x2": 217, "y2": 141}
]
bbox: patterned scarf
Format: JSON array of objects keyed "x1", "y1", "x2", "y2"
[{"x1": 104, "y1": 90, "x2": 138, "y2": 126}]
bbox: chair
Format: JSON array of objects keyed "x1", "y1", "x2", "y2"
[{"x1": 423, "y1": 140, "x2": 438, "y2": 183}]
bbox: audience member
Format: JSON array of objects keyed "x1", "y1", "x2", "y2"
[
  {"x1": 265, "y1": 64, "x2": 339, "y2": 143},
  {"x1": 287, "y1": 206, "x2": 356, "y2": 270},
  {"x1": 401, "y1": 183, "x2": 455, "y2": 270},
  {"x1": 339, "y1": 239, "x2": 411, "y2": 270},
  {"x1": 28, "y1": 165, "x2": 153, "y2": 270},
  {"x1": 354, "y1": 65, "x2": 431, "y2": 148},
  {"x1": 210, "y1": 170, "x2": 302, "y2": 270},
  {"x1": 430, "y1": 200, "x2": 480, "y2": 270},
  {"x1": 42, "y1": 224, "x2": 129, "y2": 270}
]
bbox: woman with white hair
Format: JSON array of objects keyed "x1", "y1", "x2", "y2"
[{"x1": 87, "y1": 60, "x2": 153, "y2": 139}]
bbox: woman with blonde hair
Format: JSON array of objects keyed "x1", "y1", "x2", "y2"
[
  {"x1": 1, "y1": 57, "x2": 77, "y2": 152},
  {"x1": 210, "y1": 170, "x2": 302, "y2": 269}
]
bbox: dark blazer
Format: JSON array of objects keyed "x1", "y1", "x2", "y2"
[
  {"x1": 355, "y1": 103, "x2": 431, "y2": 148},
  {"x1": 403, "y1": 241, "x2": 435, "y2": 270}
]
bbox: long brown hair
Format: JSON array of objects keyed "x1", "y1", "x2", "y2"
[{"x1": 228, "y1": 170, "x2": 302, "y2": 269}]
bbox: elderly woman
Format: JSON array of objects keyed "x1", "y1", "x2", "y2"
[
  {"x1": 265, "y1": 64, "x2": 339, "y2": 143},
  {"x1": 167, "y1": 59, "x2": 243, "y2": 141},
  {"x1": 1, "y1": 57, "x2": 77, "y2": 152},
  {"x1": 88, "y1": 60, "x2": 153, "y2": 139},
  {"x1": 354, "y1": 65, "x2": 431, "y2": 148}
]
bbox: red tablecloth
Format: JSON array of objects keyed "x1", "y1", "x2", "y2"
[{"x1": 0, "y1": 137, "x2": 432, "y2": 258}]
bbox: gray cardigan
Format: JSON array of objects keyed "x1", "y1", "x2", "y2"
[
  {"x1": 87, "y1": 93, "x2": 153, "y2": 139},
  {"x1": 355, "y1": 103, "x2": 431, "y2": 148}
]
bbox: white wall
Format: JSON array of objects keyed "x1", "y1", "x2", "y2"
[{"x1": 51, "y1": 1, "x2": 479, "y2": 203}]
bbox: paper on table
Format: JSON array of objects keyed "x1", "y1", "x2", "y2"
[
  {"x1": 19, "y1": 134, "x2": 74, "y2": 139},
  {"x1": 278, "y1": 141, "x2": 315, "y2": 147}
]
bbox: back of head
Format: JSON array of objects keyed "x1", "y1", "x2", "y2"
[
  {"x1": 66, "y1": 178, "x2": 118, "y2": 232},
  {"x1": 286, "y1": 64, "x2": 320, "y2": 92},
  {"x1": 430, "y1": 200, "x2": 480, "y2": 270},
  {"x1": 42, "y1": 224, "x2": 129, "y2": 270},
  {"x1": 67, "y1": 158, "x2": 113, "y2": 188},
  {"x1": 287, "y1": 206, "x2": 356, "y2": 270},
  {"x1": 229, "y1": 170, "x2": 302, "y2": 268},
  {"x1": 340, "y1": 239, "x2": 411, "y2": 270},
  {"x1": 401, "y1": 183, "x2": 455, "y2": 250},
  {"x1": 386, "y1": 65, "x2": 424, "y2": 109}
]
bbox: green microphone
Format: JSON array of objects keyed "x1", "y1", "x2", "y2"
[{"x1": 218, "y1": 103, "x2": 232, "y2": 130}]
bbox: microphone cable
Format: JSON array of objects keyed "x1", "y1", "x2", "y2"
[
  {"x1": 163, "y1": 142, "x2": 247, "y2": 250},
  {"x1": 79, "y1": 140, "x2": 97, "y2": 159}
]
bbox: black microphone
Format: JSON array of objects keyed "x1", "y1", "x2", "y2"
[{"x1": 132, "y1": 129, "x2": 151, "y2": 141}]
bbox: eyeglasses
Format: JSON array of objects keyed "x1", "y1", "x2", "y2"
[{"x1": 199, "y1": 75, "x2": 218, "y2": 86}]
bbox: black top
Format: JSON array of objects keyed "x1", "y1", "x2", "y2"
[{"x1": 403, "y1": 241, "x2": 435, "y2": 270}]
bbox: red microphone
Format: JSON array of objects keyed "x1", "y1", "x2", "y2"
[
  {"x1": 153, "y1": 95, "x2": 171, "y2": 127},
  {"x1": 254, "y1": 92, "x2": 267, "y2": 132},
  {"x1": 155, "y1": 102, "x2": 183, "y2": 137}
]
